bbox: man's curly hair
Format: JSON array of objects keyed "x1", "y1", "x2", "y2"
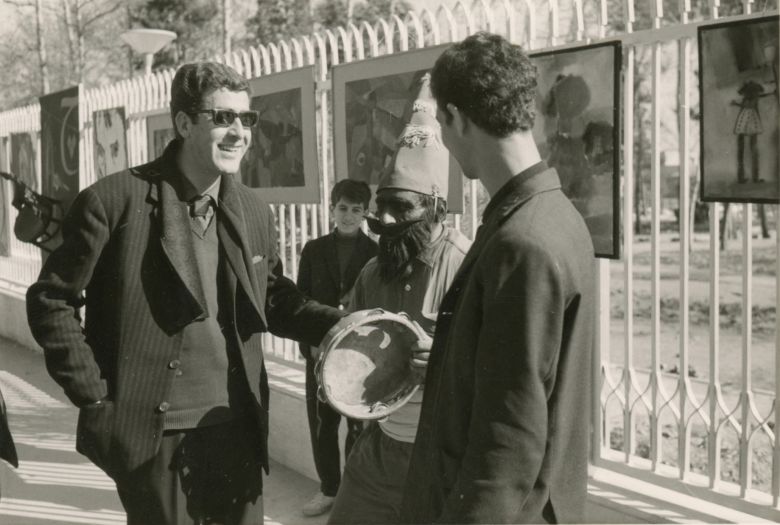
[{"x1": 431, "y1": 32, "x2": 537, "y2": 137}]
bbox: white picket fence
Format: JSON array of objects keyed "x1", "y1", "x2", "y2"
[{"x1": 0, "y1": 0, "x2": 778, "y2": 517}]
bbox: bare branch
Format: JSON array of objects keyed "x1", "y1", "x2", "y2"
[
  {"x1": 0, "y1": 0, "x2": 35, "y2": 9},
  {"x1": 77, "y1": 0, "x2": 108, "y2": 12},
  {"x1": 80, "y1": 1, "x2": 123, "y2": 29}
]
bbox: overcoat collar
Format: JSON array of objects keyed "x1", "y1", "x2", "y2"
[
  {"x1": 216, "y1": 172, "x2": 264, "y2": 321},
  {"x1": 455, "y1": 162, "x2": 561, "y2": 283},
  {"x1": 482, "y1": 161, "x2": 558, "y2": 225},
  {"x1": 145, "y1": 141, "x2": 263, "y2": 329}
]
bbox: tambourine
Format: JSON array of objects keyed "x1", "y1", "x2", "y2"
[{"x1": 315, "y1": 308, "x2": 428, "y2": 420}]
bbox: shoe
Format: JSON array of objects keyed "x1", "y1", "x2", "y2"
[{"x1": 302, "y1": 492, "x2": 335, "y2": 517}]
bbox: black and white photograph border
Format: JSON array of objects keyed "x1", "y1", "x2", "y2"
[
  {"x1": 698, "y1": 13, "x2": 779, "y2": 204},
  {"x1": 530, "y1": 40, "x2": 622, "y2": 259},
  {"x1": 331, "y1": 44, "x2": 464, "y2": 213},
  {"x1": 241, "y1": 65, "x2": 320, "y2": 204}
]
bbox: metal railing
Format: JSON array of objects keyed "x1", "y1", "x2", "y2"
[{"x1": 0, "y1": 0, "x2": 777, "y2": 516}]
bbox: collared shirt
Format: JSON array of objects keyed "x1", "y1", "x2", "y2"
[
  {"x1": 348, "y1": 226, "x2": 470, "y2": 442},
  {"x1": 184, "y1": 177, "x2": 220, "y2": 234}
]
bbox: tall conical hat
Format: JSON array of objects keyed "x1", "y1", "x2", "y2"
[{"x1": 376, "y1": 73, "x2": 448, "y2": 200}]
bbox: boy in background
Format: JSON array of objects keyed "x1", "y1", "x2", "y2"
[{"x1": 297, "y1": 179, "x2": 378, "y2": 517}]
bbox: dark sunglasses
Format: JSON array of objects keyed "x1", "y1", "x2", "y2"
[{"x1": 192, "y1": 109, "x2": 259, "y2": 127}]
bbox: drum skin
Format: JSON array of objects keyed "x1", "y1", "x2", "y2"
[{"x1": 316, "y1": 309, "x2": 427, "y2": 420}]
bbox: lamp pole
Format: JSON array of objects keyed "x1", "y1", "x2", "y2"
[{"x1": 120, "y1": 28, "x2": 177, "y2": 76}]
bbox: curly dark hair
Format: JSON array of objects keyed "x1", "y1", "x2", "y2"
[
  {"x1": 431, "y1": 32, "x2": 537, "y2": 137},
  {"x1": 170, "y1": 62, "x2": 250, "y2": 138}
]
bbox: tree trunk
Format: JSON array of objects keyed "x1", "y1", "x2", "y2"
[
  {"x1": 61, "y1": 0, "x2": 77, "y2": 81},
  {"x1": 222, "y1": 0, "x2": 231, "y2": 56},
  {"x1": 719, "y1": 203, "x2": 730, "y2": 251},
  {"x1": 125, "y1": 3, "x2": 134, "y2": 77},
  {"x1": 758, "y1": 204, "x2": 769, "y2": 238},
  {"x1": 35, "y1": 0, "x2": 50, "y2": 94},
  {"x1": 74, "y1": 1, "x2": 85, "y2": 82},
  {"x1": 689, "y1": 166, "x2": 700, "y2": 253},
  {"x1": 634, "y1": 108, "x2": 645, "y2": 235}
]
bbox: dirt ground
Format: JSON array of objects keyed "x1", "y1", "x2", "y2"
[{"x1": 607, "y1": 231, "x2": 776, "y2": 393}]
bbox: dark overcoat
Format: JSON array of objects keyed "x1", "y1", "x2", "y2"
[
  {"x1": 400, "y1": 164, "x2": 595, "y2": 524},
  {"x1": 296, "y1": 229, "x2": 377, "y2": 359},
  {"x1": 26, "y1": 144, "x2": 341, "y2": 478}
]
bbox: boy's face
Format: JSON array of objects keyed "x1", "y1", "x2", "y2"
[{"x1": 332, "y1": 198, "x2": 367, "y2": 235}]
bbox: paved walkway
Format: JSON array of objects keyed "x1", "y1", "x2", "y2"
[
  {"x1": 0, "y1": 338, "x2": 328, "y2": 525},
  {"x1": 2, "y1": 336, "x2": 777, "y2": 524}
]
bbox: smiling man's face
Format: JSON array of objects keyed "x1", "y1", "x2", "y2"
[{"x1": 187, "y1": 88, "x2": 252, "y2": 176}]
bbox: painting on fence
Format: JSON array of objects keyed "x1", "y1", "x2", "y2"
[
  {"x1": 93, "y1": 107, "x2": 128, "y2": 179},
  {"x1": 332, "y1": 45, "x2": 464, "y2": 213},
  {"x1": 530, "y1": 41, "x2": 622, "y2": 259},
  {"x1": 146, "y1": 111, "x2": 176, "y2": 161},
  {"x1": 40, "y1": 86, "x2": 80, "y2": 211},
  {"x1": 699, "y1": 15, "x2": 779, "y2": 203},
  {"x1": 241, "y1": 65, "x2": 320, "y2": 203},
  {"x1": 10, "y1": 132, "x2": 37, "y2": 193}
]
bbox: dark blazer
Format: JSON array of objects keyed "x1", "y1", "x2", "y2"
[
  {"x1": 296, "y1": 229, "x2": 377, "y2": 360},
  {"x1": 26, "y1": 143, "x2": 342, "y2": 478},
  {"x1": 0, "y1": 387, "x2": 18, "y2": 469},
  {"x1": 400, "y1": 164, "x2": 595, "y2": 524}
]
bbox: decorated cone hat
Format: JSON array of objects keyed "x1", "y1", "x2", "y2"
[{"x1": 377, "y1": 73, "x2": 449, "y2": 200}]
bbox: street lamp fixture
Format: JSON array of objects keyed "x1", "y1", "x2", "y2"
[{"x1": 120, "y1": 28, "x2": 177, "y2": 76}]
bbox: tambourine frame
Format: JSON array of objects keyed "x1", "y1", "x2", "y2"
[{"x1": 315, "y1": 308, "x2": 426, "y2": 421}]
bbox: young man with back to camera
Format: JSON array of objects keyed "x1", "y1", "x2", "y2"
[{"x1": 401, "y1": 32, "x2": 596, "y2": 524}]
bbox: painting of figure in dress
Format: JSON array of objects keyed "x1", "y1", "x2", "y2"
[{"x1": 699, "y1": 15, "x2": 779, "y2": 203}]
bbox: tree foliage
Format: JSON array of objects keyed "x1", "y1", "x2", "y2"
[
  {"x1": 245, "y1": 0, "x2": 311, "y2": 44},
  {"x1": 130, "y1": 0, "x2": 221, "y2": 70},
  {"x1": 0, "y1": 0, "x2": 127, "y2": 110},
  {"x1": 312, "y1": 0, "x2": 413, "y2": 31}
]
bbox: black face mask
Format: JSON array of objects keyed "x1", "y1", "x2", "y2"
[{"x1": 366, "y1": 216, "x2": 425, "y2": 238}]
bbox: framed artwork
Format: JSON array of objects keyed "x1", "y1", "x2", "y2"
[
  {"x1": 332, "y1": 44, "x2": 464, "y2": 213},
  {"x1": 699, "y1": 15, "x2": 779, "y2": 203},
  {"x1": 530, "y1": 41, "x2": 622, "y2": 259},
  {"x1": 10, "y1": 132, "x2": 38, "y2": 192},
  {"x1": 93, "y1": 107, "x2": 128, "y2": 179},
  {"x1": 40, "y1": 85, "x2": 80, "y2": 211},
  {"x1": 146, "y1": 110, "x2": 176, "y2": 161},
  {"x1": 241, "y1": 65, "x2": 320, "y2": 203}
]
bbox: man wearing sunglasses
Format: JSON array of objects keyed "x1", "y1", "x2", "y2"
[{"x1": 27, "y1": 62, "x2": 343, "y2": 525}]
